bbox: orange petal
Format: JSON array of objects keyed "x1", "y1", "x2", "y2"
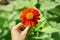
[
  {"x1": 31, "y1": 21, "x2": 35, "y2": 26},
  {"x1": 35, "y1": 16, "x2": 40, "y2": 20},
  {"x1": 26, "y1": 8, "x2": 34, "y2": 12},
  {"x1": 25, "y1": 20, "x2": 30, "y2": 26},
  {"x1": 28, "y1": 21, "x2": 31, "y2": 26},
  {"x1": 35, "y1": 16, "x2": 39, "y2": 18},
  {"x1": 33, "y1": 10, "x2": 40, "y2": 16},
  {"x1": 36, "y1": 18, "x2": 40, "y2": 20},
  {"x1": 31, "y1": 20, "x2": 38, "y2": 26}
]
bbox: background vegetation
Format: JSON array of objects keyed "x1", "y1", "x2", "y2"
[{"x1": 0, "y1": 0, "x2": 60, "y2": 40}]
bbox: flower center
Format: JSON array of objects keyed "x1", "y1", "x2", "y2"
[{"x1": 26, "y1": 13, "x2": 34, "y2": 20}]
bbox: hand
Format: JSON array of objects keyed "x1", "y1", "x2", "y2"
[{"x1": 11, "y1": 23, "x2": 30, "y2": 40}]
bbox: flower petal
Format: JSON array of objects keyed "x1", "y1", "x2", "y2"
[
  {"x1": 20, "y1": 8, "x2": 40, "y2": 27},
  {"x1": 33, "y1": 10, "x2": 40, "y2": 16},
  {"x1": 31, "y1": 20, "x2": 38, "y2": 26},
  {"x1": 24, "y1": 20, "x2": 31, "y2": 26},
  {"x1": 35, "y1": 16, "x2": 40, "y2": 20}
]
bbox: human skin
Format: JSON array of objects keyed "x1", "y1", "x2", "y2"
[{"x1": 11, "y1": 23, "x2": 30, "y2": 40}]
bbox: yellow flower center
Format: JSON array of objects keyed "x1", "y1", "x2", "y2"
[{"x1": 26, "y1": 13, "x2": 34, "y2": 20}]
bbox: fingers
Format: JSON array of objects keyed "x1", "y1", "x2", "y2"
[
  {"x1": 15, "y1": 23, "x2": 23, "y2": 29},
  {"x1": 24, "y1": 26, "x2": 30, "y2": 32},
  {"x1": 11, "y1": 23, "x2": 31, "y2": 33},
  {"x1": 12, "y1": 23, "x2": 24, "y2": 31},
  {"x1": 22, "y1": 26, "x2": 31, "y2": 34}
]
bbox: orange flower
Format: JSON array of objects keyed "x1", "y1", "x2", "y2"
[{"x1": 20, "y1": 8, "x2": 40, "y2": 27}]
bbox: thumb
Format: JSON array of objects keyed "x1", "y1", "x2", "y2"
[
  {"x1": 22, "y1": 26, "x2": 31, "y2": 34},
  {"x1": 24, "y1": 26, "x2": 31, "y2": 32}
]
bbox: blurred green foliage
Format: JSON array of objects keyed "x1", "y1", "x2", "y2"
[{"x1": 0, "y1": 0, "x2": 60, "y2": 40}]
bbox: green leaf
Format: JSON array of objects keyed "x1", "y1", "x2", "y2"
[
  {"x1": 55, "y1": 0, "x2": 60, "y2": 2},
  {"x1": 9, "y1": 21, "x2": 16, "y2": 29},
  {"x1": 6, "y1": 12, "x2": 19, "y2": 21},
  {"x1": 0, "y1": 0, "x2": 2, "y2": 1},
  {"x1": 57, "y1": 23, "x2": 60, "y2": 29},
  {"x1": 49, "y1": 21, "x2": 57, "y2": 27},
  {"x1": 40, "y1": 2, "x2": 58, "y2": 11},
  {"x1": 41, "y1": 26, "x2": 60, "y2": 34},
  {"x1": 15, "y1": 0, "x2": 37, "y2": 9},
  {"x1": 40, "y1": 0, "x2": 52, "y2": 4},
  {"x1": 48, "y1": 5, "x2": 60, "y2": 16},
  {"x1": 30, "y1": 0, "x2": 37, "y2": 7},
  {"x1": 0, "y1": 4, "x2": 14, "y2": 12}
]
